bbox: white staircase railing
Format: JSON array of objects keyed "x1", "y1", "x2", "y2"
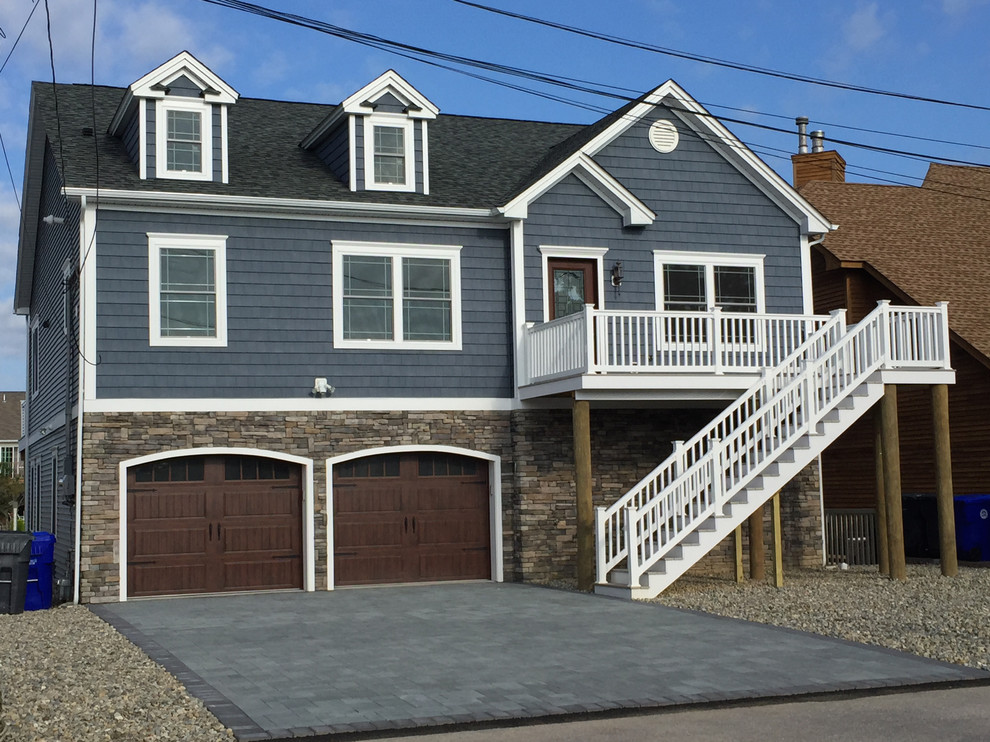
[{"x1": 596, "y1": 301, "x2": 951, "y2": 589}]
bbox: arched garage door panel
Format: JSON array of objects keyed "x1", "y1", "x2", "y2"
[
  {"x1": 127, "y1": 455, "x2": 303, "y2": 597},
  {"x1": 333, "y1": 452, "x2": 490, "y2": 586}
]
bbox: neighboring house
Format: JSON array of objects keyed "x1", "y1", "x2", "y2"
[
  {"x1": 795, "y1": 145, "x2": 990, "y2": 560},
  {"x1": 0, "y1": 391, "x2": 25, "y2": 477},
  {"x1": 14, "y1": 52, "x2": 950, "y2": 604}
]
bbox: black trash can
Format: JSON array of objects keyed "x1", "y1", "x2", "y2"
[
  {"x1": 0, "y1": 531, "x2": 34, "y2": 615},
  {"x1": 26, "y1": 531, "x2": 56, "y2": 611}
]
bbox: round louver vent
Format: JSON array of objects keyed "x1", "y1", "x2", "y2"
[{"x1": 648, "y1": 120, "x2": 679, "y2": 153}]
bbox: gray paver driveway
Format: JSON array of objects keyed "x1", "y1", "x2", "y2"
[{"x1": 92, "y1": 582, "x2": 989, "y2": 741}]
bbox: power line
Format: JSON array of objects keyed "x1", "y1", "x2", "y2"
[
  {"x1": 454, "y1": 0, "x2": 990, "y2": 115},
  {"x1": 0, "y1": 128, "x2": 20, "y2": 209},
  {"x1": 0, "y1": 0, "x2": 42, "y2": 78}
]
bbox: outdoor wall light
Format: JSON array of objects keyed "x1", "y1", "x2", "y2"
[
  {"x1": 312, "y1": 377, "x2": 335, "y2": 397},
  {"x1": 610, "y1": 261, "x2": 624, "y2": 287},
  {"x1": 43, "y1": 214, "x2": 65, "y2": 225}
]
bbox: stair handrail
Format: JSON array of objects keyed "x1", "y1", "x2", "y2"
[
  {"x1": 594, "y1": 308, "x2": 847, "y2": 583},
  {"x1": 599, "y1": 301, "x2": 950, "y2": 587}
]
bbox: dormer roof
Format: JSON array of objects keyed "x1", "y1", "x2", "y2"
[
  {"x1": 108, "y1": 51, "x2": 238, "y2": 136},
  {"x1": 301, "y1": 70, "x2": 438, "y2": 149}
]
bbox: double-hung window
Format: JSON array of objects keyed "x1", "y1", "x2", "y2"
[
  {"x1": 364, "y1": 115, "x2": 415, "y2": 192},
  {"x1": 148, "y1": 233, "x2": 228, "y2": 347},
  {"x1": 655, "y1": 251, "x2": 765, "y2": 313},
  {"x1": 155, "y1": 99, "x2": 213, "y2": 181},
  {"x1": 333, "y1": 242, "x2": 462, "y2": 350}
]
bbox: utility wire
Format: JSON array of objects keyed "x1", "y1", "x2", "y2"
[
  {"x1": 454, "y1": 0, "x2": 990, "y2": 114},
  {"x1": 198, "y1": 0, "x2": 990, "y2": 171},
  {"x1": 0, "y1": 128, "x2": 20, "y2": 209},
  {"x1": 0, "y1": 0, "x2": 42, "y2": 77}
]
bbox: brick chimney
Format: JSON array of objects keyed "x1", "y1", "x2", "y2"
[{"x1": 792, "y1": 117, "x2": 846, "y2": 188}]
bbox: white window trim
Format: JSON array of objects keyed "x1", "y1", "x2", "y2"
[
  {"x1": 148, "y1": 233, "x2": 228, "y2": 347},
  {"x1": 154, "y1": 98, "x2": 214, "y2": 181},
  {"x1": 538, "y1": 246, "x2": 608, "y2": 323},
  {"x1": 332, "y1": 241, "x2": 462, "y2": 351},
  {"x1": 653, "y1": 250, "x2": 766, "y2": 313},
  {"x1": 363, "y1": 113, "x2": 415, "y2": 193}
]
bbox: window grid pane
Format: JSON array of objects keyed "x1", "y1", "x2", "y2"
[
  {"x1": 663, "y1": 264, "x2": 707, "y2": 311},
  {"x1": 403, "y1": 258, "x2": 451, "y2": 341},
  {"x1": 160, "y1": 248, "x2": 217, "y2": 337},
  {"x1": 714, "y1": 266, "x2": 757, "y2": 312},
  {"x1": 343, "y1": 255, "x2": 393, "y2": 340},
  {"x1": 166, "y1": 110, "x2": 202, "y2": 172},
  {"x1": 373, "y1": 126, "x2": 406, "y2": 184}
]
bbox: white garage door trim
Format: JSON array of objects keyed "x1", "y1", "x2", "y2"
[
  {"x1": 326, "y1": 445, "x2": 503, "y2": 590},
  {"x1": 118, "y1": 447, "x2": 315, "y2": 601}
]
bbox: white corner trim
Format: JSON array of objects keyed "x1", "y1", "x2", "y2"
[
  {"x1": 324, "y1": 444, "x2": 502, "y2": 591},
  {"x1": 117, "y1": 447, "x2": 315, "y2": 601},
  {"x1": 510, "y1": 221, "x2": 526, "y2": 400},
  {"x1": 539, "y1": 246, "x2": 609, "y2": 323},
  {"x1": 147, "y1": 233, "x2": 228, "y2": 347},
  {"x1": 348, "y1": 117, "x2": 357, "y2": 191},
  {"x1": 500, "y1": 152, "x2": 655, "y2": 227},
  {"x1": 138, "y1": 99, "x2": 147, "y2": 180},
  {"x1": 421, "y1": 119, "x2": 430, "y2": 196},
  {"x1": 220, "y1": 105, "x2": 229, "y2": 184}
]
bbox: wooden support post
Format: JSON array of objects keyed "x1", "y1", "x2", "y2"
[
  {"x1": 881, "y1": 385, "x2": 906, "y2": 581},
  {"x1": 873, "y1": 405, "x2": 889, "y2": 576},
  {"x1": 772, "y1": 493, "x2": 784, "y2": 588},
  {"x1": 932, "y1": 384, "x2": 958, "y2": 577},
  {"x1": 734, "y1": 526, "x2": 744, "y2": 583},
  {"x1": 748, "y1": 505, "x2": 766, "y2": 582},
  {"x1": 572, "y1": 397, "x2": 594, "y2": 591}
]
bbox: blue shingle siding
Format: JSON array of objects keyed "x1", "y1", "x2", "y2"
[
  {"x1": 122, "y1": 108, "x2": 140, "y2": 166},
  {"x1": 146, "y1": 104, "x2": 156, "y2": 177},
  {"x1": 315, "y1": 123, "x2": 350, "y2": 184},
  {"x1": 28, "y1": 145, "x2": 79, "y2": 430},
  {"x1": 373, "y1": 92, "x2": 406, "y2": 113},
  {"x1": 354, "y1": 116, "x2": 365, "y2": 190},
  {"x1": 212, "y1": 105, "x2": 222, "y2": 182},
  {"x1": 523, "y1": 104, "x2": 803, "y2": 322},
  {"x1": 414, "y1": 123, "x2": 424, "y2": 193},
  {"x1": 94, "y1": 211, "x2": 513, "y2": 399},
  {"x1": 166, "y1": 74, "x2": 202, "y2": 98}
]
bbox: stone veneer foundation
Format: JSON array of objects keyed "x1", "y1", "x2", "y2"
[{"x1": 79, "y1": 407, "x2": 824, "y2": 602}]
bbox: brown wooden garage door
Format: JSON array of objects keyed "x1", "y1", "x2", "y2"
[
  {"x1": 127, "y1": 455, "x2": 303, "y2": 597},
  {"x1": 333, "y1": 452, "x2": 491, "y2": 586}
]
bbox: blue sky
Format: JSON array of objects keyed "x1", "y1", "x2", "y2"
[{"x1": 1, "y1": 0, "x2": 989, "y2": 391}]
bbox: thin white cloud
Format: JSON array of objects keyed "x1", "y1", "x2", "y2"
[
  {"x1": 941, "y1": 0, "x2": 990, "y2": 16},
  {"x1": 843, "y1": 3, "x2": 888, "y2": 52}
]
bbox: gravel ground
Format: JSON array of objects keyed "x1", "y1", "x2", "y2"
[
  {"x1": 0, "y1": 605, "x2": 232, "y2": 742},
  {"x1": 650, "y1": 563, "x2": 990, "y2": 671},
  {"x1": 1, "y1": 564, "x2": 987, "y2": 740}
]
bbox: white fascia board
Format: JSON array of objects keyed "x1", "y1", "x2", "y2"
[
  {"x1": 500, "y1": 152, "x2": 655, "y2": 227},
  {"x1": 580, "y1": 79, "x2": 833, "y2": 235},
  {"x1": 62, "y1": 187, "x2": 504, "y2": 224},
  {"x1": 83, "y1": 397, "x2": 519, "y2": 413},
  {"x1": 339, "y1": 69, "x2": 439, "y2": 119}
]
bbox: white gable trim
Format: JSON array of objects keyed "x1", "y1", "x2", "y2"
[
  {"x1": 109, "y1": 51, "x2": 238, "y2": 135},
  {"x1": 578, "y1": 80, "x2": 833, "y2": 235},
  {"x1": 301, "y1": 69, "x2": 439, "y2": 150},
  {"x1": 499, "y1": 152, "x2": 655, "y2": 227}
]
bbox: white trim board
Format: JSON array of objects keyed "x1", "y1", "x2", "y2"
[
  {"x1": 325, "y1": 444, "x2": 503, "y2": 591},
  {"x1": 83, "y1": 397, "x2": 519, "y2": 413},
  {"x1": 117, "y1": 446, "x2": 315, "y2": 601}
]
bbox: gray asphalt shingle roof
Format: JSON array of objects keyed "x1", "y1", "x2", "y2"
[{"x1": 32, "y1": 82, "x2": 585, "y2": 209}]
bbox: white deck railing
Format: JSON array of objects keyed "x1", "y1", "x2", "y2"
[
  {"x1": 523, "y1": 306, "x2": 831, "y2": 385},
  {"x1": 595, "y1": 301, "x2": 951, "y2": 587}
]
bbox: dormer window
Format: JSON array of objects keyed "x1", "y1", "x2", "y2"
[
  {"x1": 366, "y1": 115, "x2": 414, "y2": 191},
  {"x1": 108, "y1": 52, "x2": 238, "y2": 184},
  {"x1": 157, "y1": 98, "x2": 213, "y2": 180}
]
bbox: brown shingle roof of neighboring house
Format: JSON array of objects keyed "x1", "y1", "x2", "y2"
[
  {"x1": 799, "y1": 165, "x2": 990, "y2": 363},
  {"x1": 0, "y1": 392, "x2": 25, "y2": 441}
]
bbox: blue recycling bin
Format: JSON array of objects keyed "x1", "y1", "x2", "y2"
[
  {"x1": 954, "y1": 495, "x2": 990, "y2": 562},
  {"x1": 26, "y1": 531, "x2": 56, "y2": 611}
]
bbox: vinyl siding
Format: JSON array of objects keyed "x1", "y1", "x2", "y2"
[
  {"x1": 524, "y1": 104, "x2": 804, "y2": 322},
  {"x1": 315, "y1": 123, "x2": 350, "y2": 185},
  {"x1": 94, "y1": 211, "x2": 513, "y2": 398},
  {"x1": 122, "y1": 107, "x2": 140, "y2": 165},
  {"x1": 167, "y1": 75, "x2": 202, "y2": 97}
]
